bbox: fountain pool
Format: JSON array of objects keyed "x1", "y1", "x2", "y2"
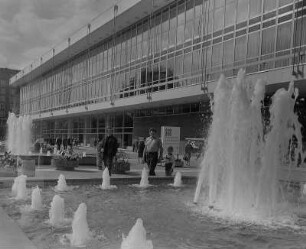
[{"x1": 1, "y1": 184, "x2": 306, "y2": 249}]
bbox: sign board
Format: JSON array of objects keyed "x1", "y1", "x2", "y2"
[{"x1": 161, "y1": 126, "x2": 180, "y2": 156}]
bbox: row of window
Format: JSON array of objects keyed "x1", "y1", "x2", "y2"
[{"x1": 20, "y1": 0, "x2": 305, "y2": 115}]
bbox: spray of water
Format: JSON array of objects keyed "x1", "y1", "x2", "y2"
[
  {"x1": 49, "y1": 195, "x2": 65, "y2": 226},
  {"x1": 139, "y1": 167, "x2": 150, "y2": 187},
  {"x1": 173, "y1": 171, "x2": 183, "y2": 187},
  {"x1": 70, "y1": 203, "x2": 91, "y2": 247},
  {"x1": 194, "y1": 70, "x2": 304, "y2": 221},
  {"x1": 7, "y1": 113, "x2": 32, "y2": 155},
  {"x1": 121, "y1": 218, "x2": 153, "y2": 249},
  {"x1": 31, "y1": 186, "x2": 43, "y2": 210},
  {"x1": 15, "y1": 175, "x2": 28, "y2": 200},
  {"x1": 101, "y1": 168, "x2": 117, "y2": 190}
]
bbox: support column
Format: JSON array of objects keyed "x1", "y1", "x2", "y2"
[
  {"x1": 67, "y1": 119, "x2": 73, "y2": 139},
  {"x1": 84, "y1": 117, "x2": 91, "y2": 146},
  {"x1": 105, "y1": 114, "x2": 112, "y2": 131},
  {"x1": 54, "y1": 120, "x2": 60, "y2": 140}
]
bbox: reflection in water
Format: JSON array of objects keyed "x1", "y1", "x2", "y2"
[{"x1": 1, "y1": 185, "x2": 306, "y2": 249}]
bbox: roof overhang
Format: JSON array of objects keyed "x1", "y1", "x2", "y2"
[{"x1": 10, "y1": 0, "x2": 174, "y2": 87}]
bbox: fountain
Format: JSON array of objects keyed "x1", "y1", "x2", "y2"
[
  {"x1": 194, "y1": 70, "x2": 304, "y2": 221},
  {"x1": 7, "y1": 113, "x2": 32, "y2": 155},
  {"x1": 54, "y1": 174, "x2": 73, "y2": 192},
  {"x1": 169, "y1": 171, "x2": 183, "y2": 187},
  {"x1": 121, "y1": 218, "x2": 153, "y2": 249},
  {"x1": 69, "y1": 203, "x2": 92, "y2": 247},
  {"x1": 302, "y1": 184, "x2": 306, "y2": 196},
  {"x1": 11, "y1": 175, "x2": 20, "y2": 197},
  {"x1": 101, "y1": 168, "x2": 117, "y2": 190},
  {"x1": 31, "y1": 186, "x2": 43, "y2": 210},
  {"x1": 49, "y1": 195, "x2": 65, "y2": 227},
  {"x1": 15, "y1": 175, "x2": 28, "y2": 200},
  {"x1": 132, "y1": 167, "x2": 151, "y2": 188}
]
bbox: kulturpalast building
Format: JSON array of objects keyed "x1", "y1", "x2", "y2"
[{"x1": 9, "y1": 0, "x2": 306, "y2": 147}]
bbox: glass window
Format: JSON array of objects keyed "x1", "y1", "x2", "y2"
[
  {"x1": 247, "y1": 31, "x2": 260, "y2": 58},
  {"x1": 276, "y1": 22, "x2": 292, "y2": 51},
  {"x1": 169, "y1": 29, "x2": 176, "y2": 47},
  {"x1": 103, "y1": 51, "x2": 107, "y2": 72},
  {"x1": 167, "y1": 56, "x2": 175, "y2": 80},
  {"x1": 237, "y1": 0, "x2": 248, "y2": 23},
  {"x1": 195, "y1": 0, "x2": 202, "y2": 16},
  {"x1": 175, "y1": 54, "x2": 184, "y2": 77},
  {"x1": 185, "y1": 20, "x2": 194, "y2": 41},
  {"x1": 279, "y1": 0, "x2": 293, "y2": 7},
  {"x1": 194, "y1": 16, "x2": 202, "y2": 37},
  {"x1": 184, "y1": 52, "x2": 192, "y2": 74},
  {"x1": 160, "y1": 60, "x2": 167, "y2": 82},
  {"x1": 214, "y1": 6, "x2": 224, "y2": 31},
  {"x1": 203, "y1": 5, "x2": 213, "y2": 35},
  {"x1": 263, "y1": 0, "x2": 276, "y2": 13},
  {"x1": 162, "y1": 31, "x2": 168, "y2": 50},
  {"x1": 261, "y1": 27, "x2": 276, "y2": 55},
  {"x1": 177, "y1": 3, "x2": 185, "y2": 26},
  {"x1": 235, "y1": 35, "x2": 247, "y2": 61},
  {"x1": 155, "y1": 33, "x2": 161, "y2": 54},
  {"x1": 192, "y1": 49, "x2": 201, "y2": 73},
  {"x1": 169, "y1": 5, "x2": 177, "y2": 29},
  {"x1": 215, "y1": 0, "x2": 225, "y2": 9},
  {"x1": 131, "y1": 70, "x2": 138, "y2": 90},
  {"x1": 142, "y1": 29, "x2": 149, "y2": 56},
  {"x1": 212, "y1": 43, "x2": 222, "y2": 67},
  {"x1": 153, "y1": 62, "x2": 160, "y2": 83},
  {"x1": 186, "y1": 0, "x2": 194, "y2": 21},
  {"x1": 202, "y1": 46, "x2": 212, "y2": 69},
  {"x1": 223, "y1": 39, "x2": 234, "y2": 67},
  {"x1": 161, "y1": 9, "x2": 169, "y2": 32},
  {"x1": 249, "y1": 0, "x2": 262, "y2": 18},
  {"x1": 225, "y1": 1, "x2": 236, "y2": 27},
  {"x1": 293, "y1": 17, "x2": 306, "y2": 47},
  {"x1": 177, "y1": 25, "x2": 185, "y2": 45}
]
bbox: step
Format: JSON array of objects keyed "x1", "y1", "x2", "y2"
[{"x1": 0, "y1": 207, "x2": 37, "y2": 249}]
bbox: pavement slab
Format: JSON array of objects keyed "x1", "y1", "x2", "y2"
[{"x1": 0, "y1": 207, "x2": 37, "y2": 249}]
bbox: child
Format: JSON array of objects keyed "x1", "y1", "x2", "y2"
[{"x1": 164, "y1": 146, "x2": 175, "y2": 176}]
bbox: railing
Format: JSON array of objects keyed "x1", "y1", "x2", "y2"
[
  {"x1": 10, "y1": 0, "x2": 129, "y2": 84},
  {"x1": 21, "y1": 43, "x2": 306, "y2": 116}
]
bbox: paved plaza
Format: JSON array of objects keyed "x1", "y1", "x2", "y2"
[{"x1": 0, "y1": 152, "x2": 201, "y2": 249}]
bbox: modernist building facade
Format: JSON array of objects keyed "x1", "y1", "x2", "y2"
[{"x1": 10, "y1": 0, "x2": 306, "y2": 147}]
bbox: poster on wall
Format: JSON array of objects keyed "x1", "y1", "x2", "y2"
[{"x1": 161, "y1": 126, "x2": 180, "y2": 156}]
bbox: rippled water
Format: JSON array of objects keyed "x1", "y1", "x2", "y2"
[{"x1": 1, "y1": 184, "x2": 306, "y2": 249}]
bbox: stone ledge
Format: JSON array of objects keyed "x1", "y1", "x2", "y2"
[
  {"x1": 0, "y1": 175, "x2": 198, "y2": 189},
  {"x1": 0, "y1": 207, "x2": 37, "y2": 249}
]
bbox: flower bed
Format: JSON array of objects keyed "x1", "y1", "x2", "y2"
[
  {"x1": 52, "y1": 158, "x2": 79, "y2": 170},
  {"x1": 112, "y1": 160, "x2": 130, "y2": 174},
  {"x1": 52, "y1": 148, "x2": 81, "y2": 170},
  {"x1": 0, "y1": 152, "x2": 18, "y2": 177},
  {"x1": 112, "y1": 151, "x2": 130, "y2": 174},
  {"x1": 0, "y1": 168, "x2": 17, "y2": 177}
]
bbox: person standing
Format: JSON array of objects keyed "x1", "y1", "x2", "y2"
[
  {"x1": 137, "y1": 140, "x2": 145, "y2": 163},
  {"x1": 142, "y1": 128, "x2": 163, "y2": 176},
  {"x1": 164, "y1": 146, "x2": 175, "y2": 176},
  {"x1": 102, "y1": 130, "x2": 119, "y2": 176},
  {"x1": 184, "y1": 140, "x2": 193, "y2": 166}
]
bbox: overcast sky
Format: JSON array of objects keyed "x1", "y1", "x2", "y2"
[{"x1": 0, "y1": 0, "x2": 115, "y2": 70}]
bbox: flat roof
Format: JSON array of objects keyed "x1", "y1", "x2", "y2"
[{"x1": 10, "y1": 0, "x2": 172, "y2": 87}]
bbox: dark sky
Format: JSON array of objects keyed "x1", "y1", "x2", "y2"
[{"x1": 0, "y1": 0, "x2": 116, "y2": 70}]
